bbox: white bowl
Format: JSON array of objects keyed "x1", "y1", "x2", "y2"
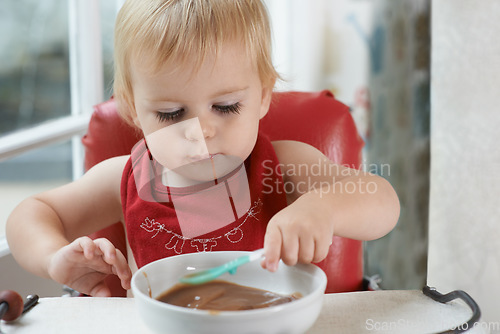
[{"x1": 131, "y1": 251, "x2": 327, "y2": 334}]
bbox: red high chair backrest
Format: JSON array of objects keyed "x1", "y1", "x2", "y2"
[{"x1": 82, "y1": 90, "x2": 364, "y2": 296}]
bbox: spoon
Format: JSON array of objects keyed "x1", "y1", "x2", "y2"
[{"x1": 179, "y1": 249, "x2": 265, "y2": 285}]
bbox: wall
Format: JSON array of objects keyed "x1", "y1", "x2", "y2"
[{"x1": 428, "y1": 0, "x2": 500, "y2": 323}]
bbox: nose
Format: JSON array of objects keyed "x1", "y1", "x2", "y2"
[
  {"x1": 198, "y1": 113, "x2": 216, "y2": 139},
  {"x1": 201, "y1": 121, "x2": 215, "y2": 139},
  {"x1": 184, "y1": 116, "x2": 215, "y2": 141}
]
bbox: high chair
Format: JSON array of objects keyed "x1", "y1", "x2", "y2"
[{"x1": 82, "y1": 90, "x2": 365, "y2": 296}]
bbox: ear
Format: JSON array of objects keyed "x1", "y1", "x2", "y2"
[{"x1": 259, "y1": 84, "x2": 274, "y2": 120}]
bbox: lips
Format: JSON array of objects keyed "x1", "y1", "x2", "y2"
[{"x1": 187, "y1": 153, "x2": 220, "y2": 163}]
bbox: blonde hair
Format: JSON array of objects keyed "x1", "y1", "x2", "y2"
[{"x1": 113, "y1": 0, "x2": 279, "y2": 128}]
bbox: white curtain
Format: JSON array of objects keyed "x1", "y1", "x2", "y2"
[
  {"x1": 428, "y1": 0, "x2": 500, "y2": 323},
  {"x1": 264, "y1": 0, "x2": 372, "y2": 100}
]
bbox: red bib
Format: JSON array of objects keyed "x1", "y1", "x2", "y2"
[{"x1": 121, "y1": 131, "x2": 287, "y2": 268}]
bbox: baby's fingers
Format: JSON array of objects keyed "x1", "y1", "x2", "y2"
[
  {"x1": 93, "y1": 238, "x2": 117, "y2": 261},
  {"x1": 312, "y1": 238, "x2": 332, "y2": 263},
  {"x1": 93, "y1": 238, "x2": 132, "y2": 290},
  {"x1": 297, "y1": 236, "x2": 315, "y2": 264},
  {"x1": 112, "y1": 250, "x2": 132, "y2": 290},
  {"x1": 263, "y1": 224, "x2": 282, "y2": 272},
  {"x1": 74, "y1": 236, "x2": 97, "y2": 260}
]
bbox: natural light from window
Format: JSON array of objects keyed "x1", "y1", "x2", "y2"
[{"x1": 0, "y1": 0, "x2": 119, "y2": 249}]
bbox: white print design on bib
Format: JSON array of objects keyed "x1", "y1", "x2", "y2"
[{"x1": 139, "y1": 199, "x2": 262, "y2": 254}]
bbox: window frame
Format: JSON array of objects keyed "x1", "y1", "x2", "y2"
[{"x1": 0, "y1": 0, "x2": 105, "y2": 256}]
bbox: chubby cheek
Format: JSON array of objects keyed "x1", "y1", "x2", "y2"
[
  {"x1": 133, "y1": 105, "x2": 161, "y2": 135},
  {"x1": 224, "y1": 122, "x2": 259, "y2": 161},
  {"x1": 139, "y1": 120, "x2": 163, "y2": 138}
]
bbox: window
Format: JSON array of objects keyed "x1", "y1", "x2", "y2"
[
  {"x1": 0, "y1": 1, "x2": 70, "y2": 136},
  {"x1": 0, "y1": 0, "x2": 119, "y2": 255}
]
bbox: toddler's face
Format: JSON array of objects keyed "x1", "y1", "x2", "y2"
[{"x1": 130, "y1": 42, "x2": 272, "y2": 184}]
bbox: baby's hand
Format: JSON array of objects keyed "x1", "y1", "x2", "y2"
[
  {"x1": 47, "y1": 237, "x2": 132, "y2": 297},
  {"x1": 262, "y1": 192, "x2": 334, "y2": 272}
]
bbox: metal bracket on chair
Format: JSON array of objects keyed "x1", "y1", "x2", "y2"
[
  {"x1": 422, "y1": 286, "x2": 481, "y2": 334},
  {"x1": 362, "y1": 275, "x2": 382, "y2": 291}
]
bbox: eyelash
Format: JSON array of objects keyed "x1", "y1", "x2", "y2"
[
  {"x1": 155, "y1": 110, "x2": 182, "y2": 123},
  {"x1": 213, "y1": 102, "x2": 242, "y2": 115},
  {"x1": 155, "y1": 102, "x2": 242, "y2": 123}
]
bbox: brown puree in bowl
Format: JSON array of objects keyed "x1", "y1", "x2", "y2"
[{"x1": 156, "y1": 280, "x2": 301, "y2": 311}]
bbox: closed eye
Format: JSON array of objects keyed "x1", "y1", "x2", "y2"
[
  {"x1": 155, "y1": 102, "x2": 240, "y2": 123},
  {"x1": 156, "y1": 109, "x2": 184, "y2": 123},
  {"x1": 213, "y1": 102, "x2": 241, "y2": 115}
]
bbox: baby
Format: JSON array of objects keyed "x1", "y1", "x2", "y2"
[{"x1": 6, "y1": 0, "x2": 400, "y2": 297}]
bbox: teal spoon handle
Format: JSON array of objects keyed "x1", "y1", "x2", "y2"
[{"x1": 179, "y1": 249, "x2": 265, "y2": 285}]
